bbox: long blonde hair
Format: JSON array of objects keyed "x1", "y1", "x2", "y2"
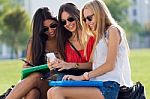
[{"x1": 81, "y1": 0, "x2": 129, "y2": 61}]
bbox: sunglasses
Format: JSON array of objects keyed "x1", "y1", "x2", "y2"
[
  {"x1": 61, "y1": 17, "x2": 75, "y2": 26},
  {"x1": 83, "y1": 14, "x2": 94, "y2": 22},
  {"x1": 43, "y1": 23, "x2": 57, "y2": 33}
]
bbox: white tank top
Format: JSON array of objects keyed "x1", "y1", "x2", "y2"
[{"x1": 91, "y1": 26, "x2": 133, "y2": 87}]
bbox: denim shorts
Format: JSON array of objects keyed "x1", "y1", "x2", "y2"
[
  {"x1": 56, "y1": 73, "x2": 66, "y2": 80},
  {"x1": 42, "y1": 72, "x2": 66, "y2": 81},
  {"x1": 99, "y1": 81, "x2": 120, "y2": 99}
]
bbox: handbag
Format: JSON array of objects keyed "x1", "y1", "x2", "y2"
[
  {"x1": 117, "y1": 82, "x2": 146, "y2": 99},
  {"x1": 0, "y1": 85, "x2": 14, "y2": 99}
]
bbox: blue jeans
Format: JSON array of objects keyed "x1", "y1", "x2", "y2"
[
  {"x1": 56, "y1": 73, "x2": 66, "y2": 80},
  {"x1": 42, "y1": 72, "x2": 66, "y2": 81},
  {"x1": 99, "y1": 81, "x2": 120, "y2": 99}
]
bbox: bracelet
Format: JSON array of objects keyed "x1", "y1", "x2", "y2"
[
  {"x1": 83, "y1": 72, "x2": 89, "y2": 80},
  {"x1": 74, "y1": 63, "x2": 79, "y2": 69}
]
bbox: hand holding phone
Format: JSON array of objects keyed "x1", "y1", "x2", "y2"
[
  {"x1": 19, "y1": 58, "x2": 34, "y2": 67},
  {"x1": 46, "y1": 53, "x2": 56, "y2": 62}
]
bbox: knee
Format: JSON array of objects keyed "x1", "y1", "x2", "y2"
[
  {"x1": 26, "y1": 88, "x2": 40, "y2": 98},
  {"x1": 29, "y1": 72, "x2": 43, "y2": 79},
  {"x1": 47, "y1": 87, "x2": 62, "y2": 98}
]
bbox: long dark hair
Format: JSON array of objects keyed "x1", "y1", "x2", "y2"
[
  {"x1": 31, "y1": 7, "x2": 57, "y2": 65},
  {"x1": 57, "y1": 3, "x2": 81, "y2": 61}
]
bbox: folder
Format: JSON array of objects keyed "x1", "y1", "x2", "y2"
[
  {"x1": 21, "y1": 64, "x2": 49, "y2": 79},
  {"x1": 21, "y1": 64, "x2": 91, "y2": 79},
  {"x1": 49, "y1": 81, "x2": 103, "y2": 87}
]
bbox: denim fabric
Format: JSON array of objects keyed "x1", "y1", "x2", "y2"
[
  {"x1": 42, "y1": 72, "x2": 66, "y2": 81},
  {"x1": 56, "y1": 73, "x2": 66, "y2": 80},
  {"x1": 99, "y1": 81, "x2": 120, "y2": 99}
]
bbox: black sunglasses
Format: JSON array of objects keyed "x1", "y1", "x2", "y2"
[
  {"x1": 42, "y1": 23, "x2": 57, "y2": 33},
  {"x1": 61, "y1": 17, "x2": 75, "y2": 26},
  {"x1": 83, "y1": 14, "x2": 94, "y2": 22}
]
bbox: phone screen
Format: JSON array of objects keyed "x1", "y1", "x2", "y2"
[{"x1": 19, "y1": 58, "x2": 34, "y2": 67}]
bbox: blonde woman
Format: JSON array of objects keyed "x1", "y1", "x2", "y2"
[{"x1": 47, "y1": 0, "x2": 133, "y2": 99}]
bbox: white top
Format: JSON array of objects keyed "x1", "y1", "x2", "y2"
[{"x1": 91, "y1": 26, "x2": 133, "y2": 87}]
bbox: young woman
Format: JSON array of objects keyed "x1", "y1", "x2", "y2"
[
  {"x1": 48, "y1": 3, "x2": 95, "y2": 75},
  {"x1": 47, "y1": 0, "x2": 133, "y2": 99},
  {"x1": 6, "y1": 7, "x2": 58, "y2": 99}
]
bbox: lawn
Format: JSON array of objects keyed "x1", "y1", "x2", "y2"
[{"x1": 0, "y1": 49, "x2": 150, "y2": 98}]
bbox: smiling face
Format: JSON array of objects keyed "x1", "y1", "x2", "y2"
[
  {"x1": 83, "y1": 8, "x2": 96, "y2": 31},
  {"x1": 61, "y1": 11, "x2": 76, "y2": 32},
  {"x1": 43, "y1": 19, "x2": 57, "y2": 38}
]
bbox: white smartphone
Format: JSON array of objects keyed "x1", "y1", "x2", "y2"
[{"x1": 46, "y1": 53, "x2": 56, "y2": 62}]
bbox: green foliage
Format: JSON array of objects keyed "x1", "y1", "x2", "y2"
[
  {"x1": 105, "y1": 0, "x2": 130, "y2": 22},
  {"x1": 0, "y1": 0, "x2": 10, "y2": 28},
  {"x1": 121, "y1": 20, "x2": 144, "y2": 38},
  {"x1": 105, "y1": 0, "x2": 145, "y2": 39},
  {"x1": 0, "y1": 5, "x2": 30, "y2": 57}
]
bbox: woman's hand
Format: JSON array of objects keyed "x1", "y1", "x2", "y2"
[
  {"x1": 47, "y1": 59, "x2": 58, "y2": 70},
  {"x1": 62, "y1": 75, "x2": 84, "y2": 81},
  {"x1": 54, "y1": 59, "x2": 74, "y2": 71}
]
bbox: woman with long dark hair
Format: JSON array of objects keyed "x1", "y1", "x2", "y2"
[{"x1": 6, "y1": 7, "x2": 58, "y2": 99}]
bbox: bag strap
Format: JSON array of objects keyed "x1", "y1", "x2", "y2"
[{"x1": 68, "y1": 40, "x2": 83, "y2": 62}]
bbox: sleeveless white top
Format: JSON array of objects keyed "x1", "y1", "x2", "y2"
[{"x1": 91, "y1": 26, "x2": 133, "y2": 87}]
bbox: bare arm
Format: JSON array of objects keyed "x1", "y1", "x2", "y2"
[
  {"x1": 50, "y1": 59, "x2": 92, "y2": 71},
  {"x1": 88, "y1": 27, "x2": 121, "y2": 79},
  {"x1": 63, "y1": 27, "x2": 121, "y2": 81},
  {"x1": 22, "y1": 39, "x2": 33, "y2": 68}
]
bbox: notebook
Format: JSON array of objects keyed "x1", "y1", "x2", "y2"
[
  {"x1": 49, "y1": 81, "x2": 103, "y2": 87},
  {"x1": 21, "y1": 64, "x2": 91, "y2": 79},
  {"x1": 21, "y1": 64, "x2": 49, "y2": 79}
]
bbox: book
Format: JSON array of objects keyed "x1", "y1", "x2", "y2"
[
  {"x1": 49, "y1": 81, "x2": 103, "y2": 87},
  {"x1": 21, "y1": 64, "x2": 49, "y2": 79},
  {"x1": 21, "y1": 64, "x2": 91, "y2": 79}
]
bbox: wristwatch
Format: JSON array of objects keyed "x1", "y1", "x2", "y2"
[{"x1": 74, "y1": 63, "x2": 79, "y2": 69}]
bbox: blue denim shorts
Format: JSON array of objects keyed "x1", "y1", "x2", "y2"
[
  {"x1": 42, "y1": 72, "x2": 66, "y2": 81},
  {"x1": 56, "y1": 73, "x2": 66, "y2": 80},
  {"x1": 99, "y1": 81, "x2": 120, "y2": 99}
]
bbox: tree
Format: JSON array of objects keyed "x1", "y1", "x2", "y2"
[
  {"x1": 0, "y1": 0, "x2": 10, "y2": 29},
  {"x1": 105, "y1": 0, "x2": 143, "y2": 39},
  {"x1": 105, "y1": 0, "x2": 130, "y2": 22},
  {"x1": 0, "y1": 5, "x2": 30, "y2": 58}
]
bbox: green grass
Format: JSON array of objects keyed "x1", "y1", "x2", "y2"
[
  {"x1": 0, "y1": 49, "x2": 150, "y2": 98},
  {"x1": 130, "y1": 49, "x2": 150, "y2": 98},
  {"x1": 0, "y1": 60, "x2": 22, "y2": 94}
]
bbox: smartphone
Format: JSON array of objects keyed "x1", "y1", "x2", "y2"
[
  {"x1": 19, "y1": 58, "x2": 34, "y2": 67},
  {"x1": 46, "y1": 53, "x2": 56, "y2": 62}
]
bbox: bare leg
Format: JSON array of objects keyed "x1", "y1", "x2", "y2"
[
  {"x1": 47, "y1": 87, "x2": 104, "y2": 99},
  {"x1": 6, "y1": 72, "x2": 43, "y2": 99},
  {"x1": 24, "y1": 88, "x2": 40, "y2": 99},
  {"x1": 37, "y1": 79, "x2": 50, "y2": 99}
]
